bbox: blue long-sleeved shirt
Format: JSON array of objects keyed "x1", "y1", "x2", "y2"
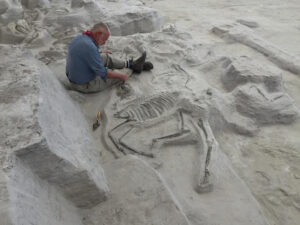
[{"x1": 66, "y1": 34, "x2": 107, "y2": 84}]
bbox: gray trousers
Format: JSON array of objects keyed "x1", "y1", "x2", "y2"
[{"x1": 70, "y1": 54, "x2": 126, "y2": 93}]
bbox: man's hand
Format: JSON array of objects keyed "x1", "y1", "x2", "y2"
[{"x1": 102, "y1": 50, "x2": 112, "y2": 54}]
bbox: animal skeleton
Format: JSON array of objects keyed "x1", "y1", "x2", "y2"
[{"x1": 108, "y1": 91, "x2": 217, "y2": 193}]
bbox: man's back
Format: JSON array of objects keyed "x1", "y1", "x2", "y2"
[{"x1": 66, "y1": 34, "x2": 107, "y2": 84}]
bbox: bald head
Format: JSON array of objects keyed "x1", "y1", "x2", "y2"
[
  {"x1": 91, "y1": 22, "x2": 110, "y2": 35},
  {"x1": 91, "y1": 22, "x2": 110, "y2": 46}
]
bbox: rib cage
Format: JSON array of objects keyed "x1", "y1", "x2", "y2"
[{"x1": 115, "y1": 92, "x2": 179, "y2": 122}]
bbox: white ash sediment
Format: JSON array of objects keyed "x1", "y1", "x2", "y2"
[
  {"x1": 82, "y1": 156, "x2": 191, "y2": 225},
  {"x1": 1, "y1": 0, "x2": 300, "y2": 225},
  {"x1": 0, "y1": 45, "x2": 108, "y2": 224},
  {"x1": 212, "y1": 23, "x2": 300, "y2": 75}
]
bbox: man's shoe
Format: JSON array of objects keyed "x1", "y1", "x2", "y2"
[
  {"x1": 143, "y1": 61, "x2": 153, "y2": 71},
  {"x1": 129, "y1": 51, "x2": 147, "y2": 73}
]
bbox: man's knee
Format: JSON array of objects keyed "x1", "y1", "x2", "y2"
[{"x1": 101, "y1": 54, "x2": 110, "y2": 67}]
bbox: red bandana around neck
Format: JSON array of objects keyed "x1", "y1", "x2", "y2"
[
  {"x1": 83, "y1": 30, "x2": 97, "y2": 42},
  {"x1": 82, "y1": 30, "x2": 92, "y2": 36}
]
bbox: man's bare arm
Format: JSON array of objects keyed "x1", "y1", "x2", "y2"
[{"x1": 107, "y1": 70, "x2": 128, "y2": 82}]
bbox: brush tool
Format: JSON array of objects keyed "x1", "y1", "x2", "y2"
[{"x1": 93, "y1": 110, "x2": 102, "y2": 130}]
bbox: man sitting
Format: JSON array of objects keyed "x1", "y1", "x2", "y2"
[{"x1": 66, "y1": 22, "x2": 153, "y2": 93}]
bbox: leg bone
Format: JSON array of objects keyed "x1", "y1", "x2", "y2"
[
  {"x1": 195, "y1": 118, "x2": 215, "y2": 193},
  {"x1": 151, "y1": 111, "x2": 190, "y2": 147},
  {"x1": 108, "y1": 120, "x2": 132, "y2": 156},
  {"x1": 119, "y1": 126, "x2": 154, "y2": 158}
]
